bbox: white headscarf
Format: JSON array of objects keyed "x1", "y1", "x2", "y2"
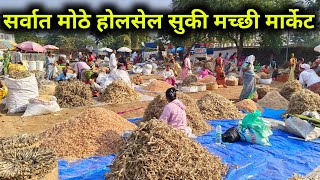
[
  {"x1": 300, "y1": 64, "x2": 310, "y2": 70},
  {"x1": 240, "y1": 55, "x2": 255, "y2": 77}
]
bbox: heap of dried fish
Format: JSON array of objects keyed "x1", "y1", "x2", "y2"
[
  {"x1": 0, "y1": 147, "x2": 57, "y2": 179},
  {"x1": 54, "y1": 80, "x2": 92, "y2": 108},
  {"x1": 143, "y1": 80, "x2": 173, "y2": 92},
  {"x1": 258, "y1": 91, "x2": 289, "y2": 110},
  {"x1": 30, "y1": 70, "x2": 45, "y2": 85},
  {"x1": 280, "y1": 80, "x2": 302, "y2": 100},
  {"x1": 99, "y1": 80, "x2": 139, "y2": 104},
  {"x1": 182, "y1": 74, "x2": 198, "y2": 86},
  {"x1": 8, "y1": 70, "x2": 31, "y2": 79},
  {"x1": 257, "y1": 85, "x2": 271, "y2": 99},
  {"x1": 39, "y1": 108, "x2": 136, "y2": 159},
  {"x1": 286, "y1": 89, "x2": 320, "y2": 115},
  {"x1": 0, "y1": 134, "x2": 38, "y2": 151},
  {"x1": 236, "y1": 99, "x2": 264, "y2": 113},
  {"x1": 131, "y1": 75, "x2": 143, "y2": 85},
  {"x1": 142, "y1": 92, "x2": 212, "y2": 135},
  {"x1": 105, "y1": 119, "x2": 228, "y2": 180},
  {"x1": 197, "y1": 92, "x2": 243, "y2": 120},
  {"x1": 204, "y1": 61, "x2": 214, "y2": 72},
  {"x1": 198, "y1": 75, "x2": 216, "y2": 83}
]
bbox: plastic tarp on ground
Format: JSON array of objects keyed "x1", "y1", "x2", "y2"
[{"x1": 58, "y1": 109, "x2": 320, "y2": 180}]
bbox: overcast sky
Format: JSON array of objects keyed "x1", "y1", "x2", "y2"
[{"x1": 0, "y1": 0, "x2": 172, "y2": 10}]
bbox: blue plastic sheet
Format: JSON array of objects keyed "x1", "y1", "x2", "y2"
[
  {"x1": 58, "y1": 155, "x2": 114, "y2": 180},
  {"x1": 261, "y1": 108, "x2": 286, "y2": 121},
  {"x1": 58, "y1": 109, "x2": 320, "y2": 180}
]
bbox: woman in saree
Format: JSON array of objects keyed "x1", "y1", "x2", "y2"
[
  {"x1": 289, "y1": 53, "x2": 297, "y2": 80},
  {"x1": 240, "y1": 55, "x2": 257, "y2": 100},
  {"x1": 180, "y1": 53, "x2": 192, "y2": 80},
  {"x1": 215, "y1": 53, "x2": 227, "y2": 87}
]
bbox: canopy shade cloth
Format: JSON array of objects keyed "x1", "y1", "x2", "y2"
[
  {"x1": 0, "y1": 40, "x2": 16, "y2": 50},
  {"x1": 44, "y1": 45, "x2": 59, "y2": 50},
  {"x1": 117, "y1": 47, "x2": 132, "y2": 53},
  {"x1": 16, "y1": 41, "x2": 46, "y2": 53},
  {"x1": 99, "y1": 48, "x2": 113, "y2": 52}
]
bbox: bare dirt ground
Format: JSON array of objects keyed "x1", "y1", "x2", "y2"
[{"x1": 0, "y1": 74, "x2": 285, "y2": 138}]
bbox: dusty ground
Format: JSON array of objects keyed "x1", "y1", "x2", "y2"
[{"x1": 0, "y1": 75, "x2": 285, "y2": 138}]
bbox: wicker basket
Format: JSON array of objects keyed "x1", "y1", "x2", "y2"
[
  {"x1": 216, "y1": 79, "x2": 225, "y2": 85},
  {"x1": 226, "y1": 80, "x2": 238, "y2": 86},
  {"x1": 276, "y1": 74, "x2": 289, "y2": 82},
  {"x1": 206, "y1": 83, "x2": 218, "y2": 90}
]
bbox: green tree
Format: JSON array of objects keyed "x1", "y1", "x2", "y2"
[
  {"x1": 14, "y1": 31, "x2": 45, "y2": 44},
  {"x1": 172, "y1": 0, "x2": 295, "y2": 55},
  {"x1": 259, "y1": 31, "x2": 285, "y2": 54}
]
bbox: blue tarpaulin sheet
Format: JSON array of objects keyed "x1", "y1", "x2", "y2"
[{"x1": 58, "y1": 109, "x2": 320, "y2": 180}]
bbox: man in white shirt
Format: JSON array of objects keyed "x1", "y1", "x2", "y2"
[
  {"x1": 299, "y1": 64, "x2": 320, "y2": 94},
  {"x1": 109, "y1": 50, "x2": 117, "y2": 73}
]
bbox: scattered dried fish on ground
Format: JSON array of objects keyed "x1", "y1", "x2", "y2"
[
  {"x1": 8, "y1": 70, "x2": 31, "y2": 79},
  {"x1": 198, "y1": 75, "x2": 216, "y2": 83},
  {"x1": 236, "y1": 99, "x2": 264, "y2": 113},
  {"x1": 197, "y1": 93, "x2": 243, "y2": 120},
  {"x1": 0, "y1": 134, "x2": 38, "y2": 151},
  {"x1": 142, "y1": 92, "x2": 212, "y2": 135},
  {"x1": 0, "y1": 147, "x2": 57, "y2": 179},
  {"x1": 143, "y1": 80, "x2": 173, "y2": 92},
  {"x1": 286, "y1": 89, "x2": 320, "y2": 115},
  {"x1": 54, "y1": 80, "x2": 92, "y2": 108},
  {"x1": 105, "y1": 119, "x2": 228, "y2": 180},
  {"x1": 39, "y1": 108, "x2": 136, "y2": 159},
  {"x1": 258, "y1": 91, "x2": 289, "y2": 110},
  {"x1": 182, "y1": 74, "x2": 198, "y2": 86},
  {"x1": 280, "y1": 80, "x2": 302, "y2": 100},
  {"x1": 99, "y1": 80, "x2": 139, "y2": 104}
]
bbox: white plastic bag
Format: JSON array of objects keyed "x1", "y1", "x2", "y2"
[
  {"x1": 239, "y1": 128, "x2": 272, "y2": 146},
  {"x1": 5, "y1": 74, "x2": 39, "y2": 114},
  {"x1": 151, "y1": 63, "x2": 158, "y2": 70},
  {"x1": 22, "y1": 96, "x2": 61, "y2": 117},
  {"x1": 285, "y1": 116, "x2": 320, "y2": 141},
  {"x1": 96, "y1": 72, "x2": 106, "y2": 84},
  {"x1": 259, "y1": 78, "x2": 272, "y2": 85},
  {"x1": 110, "y1": 69, "x2": 131, "y2": 85},
  {"x1": 0, "y1": 61, "x2": 4, "y2": 73},
  {"x1": 142, "y1": 67, "x2": 152, "y2": 75},
  {"x1": 132, "y1": 66, "x2": 143, "y2": 74}
]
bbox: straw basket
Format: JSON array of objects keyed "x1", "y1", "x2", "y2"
[
  {"x1": 276, "y1": 74, "x2": 289, "y2": 82},
  {"x1": 206, "y1": 83, "x2": 218, "y2": 90},
  {"x1": 226, "y1": 80, "x2": 238, "y2": 86}
]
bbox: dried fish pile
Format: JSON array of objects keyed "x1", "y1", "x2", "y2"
[
  {"x1": 8, "y1": 70, "x2": 31, "y2": 79},
  {"x1": 105, "y1": 119, "x2": 228, "y2": 180},
  {"x1": 99, "y1": 80, "x2": 139, "y2": 104},
  {"x1": 39, "y1": 108, "x2": 136, "y2": 159},
  {"x1": 0, "y1": 134, "x2": 38, "y2": 151},
  {"x1": 286, "y1": 89, "x2": 320, "y2": 115},
  {"x1": 197, "y1": 93, "x2": 243, "y2": 120},
  {"x1": 131, "y1": 75, "x2": 143, "y2": 85},
  {"x1": 259, "y1": 72, "x2": 271, "y2": 79},
  {"x1": 198, "y1": 75, "x2": 216, "y2": 83},
  {"x1": 236, "y1": 99, "x2": 264, "y2": 113},
  {"x1": 39, "y1": 84, "x2": 57, "y2": 96},
  {"x1": 142, "y1": 92, "x2": 212, "y2": 135},
  {"x1": 0, "y1": 147, "x2": 57, "y2": 179},
  {"x1": 182, "y1": 74, "x2": 198, "y2": 86},
  {"x1": 258, "y1": 91, "x2": 289, "y2": 110},
  {"x1": 204, "y1": 61, "x2": 215, "y2": 72},
  {"x1": 143, "y1": 80, "x2": 173, "y2": 92},
  {"x1": 257, "y1": 85, "x2": 271, "y2": 99},
  {"x1": 30, "y1": 70, "x2": 45, "y2": 86},
  {"x1": 280, "y1": 80, "x2": 302, "y2": 100},
  {"x1": 54, "y1": 80, "x2": 92, "y2": 108}
]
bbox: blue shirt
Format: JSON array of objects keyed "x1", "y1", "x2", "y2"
[{"x1": 56, "y1": 73, "x2": 75, "y2": 81}]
